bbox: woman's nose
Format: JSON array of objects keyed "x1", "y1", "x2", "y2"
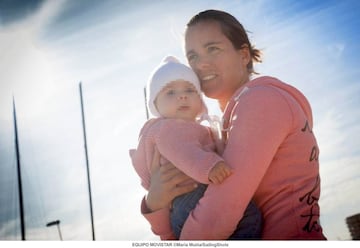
[{"x1": 193, "y1": 55, "x2": 211, "y2": 70}]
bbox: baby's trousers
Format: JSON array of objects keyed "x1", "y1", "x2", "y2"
[{"x1": 170, "y1": 184, "x2": 262, "y2": 239}]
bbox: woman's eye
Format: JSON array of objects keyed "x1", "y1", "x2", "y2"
[{"x1": 208, "y1": 46, "x2": 219, "y2": 53}]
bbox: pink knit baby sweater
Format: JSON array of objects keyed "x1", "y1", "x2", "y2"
[{"x1": 130, "y1": 118, "x2": 223, "y2": 190}]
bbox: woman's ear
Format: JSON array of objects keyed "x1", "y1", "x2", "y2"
[{"x1": 239, "y1": 45, "x2": 251, "y2": 66}]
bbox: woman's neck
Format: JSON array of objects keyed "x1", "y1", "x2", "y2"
[
  {"x1": 218, "y1": 78, "x2": 251, "y2": 112},
  {"x1": 219, "y1": 99, "x2": 228, "y2": 112}
]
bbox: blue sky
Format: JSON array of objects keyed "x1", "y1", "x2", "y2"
[{"x1": 0, "y1": 0, "x2": 359, "y2": 241}]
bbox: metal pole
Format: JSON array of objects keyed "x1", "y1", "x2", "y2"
[
  {"x1": 13, "y1": 97, "x2": 25, "y2": 240},
  {"x1": 56, "y1": 224, "x2": 63, "y2": 241},
  {"x1": 144, "y1": 86, "x2": 149, "y2": 120},
  {"x1": 79, "y1": 82, "x2": 95, "y2": 240}
]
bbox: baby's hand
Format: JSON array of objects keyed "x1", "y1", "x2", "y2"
[{"x1": 208, "y1": 161, "x2": 232, "y2": 184}]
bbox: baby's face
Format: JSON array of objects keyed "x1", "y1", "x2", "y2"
[{"x1": 155, "y1": 80, "x2": 203, "y2": 121}]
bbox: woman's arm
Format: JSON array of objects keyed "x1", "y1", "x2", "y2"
[
  {"x1": 145, "y1": 160, "x2": 198, "y2": 212},
  {"x1": 141, "y1": 147, "x2": 198, "y2": 239}
]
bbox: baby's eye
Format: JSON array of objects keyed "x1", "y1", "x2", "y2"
[
  {"x1": 166, "y1": 90, "x2": 175, "y2": 95},
  {"x1": 187, "y1": 53, "x2": 198, "y2": 63},
  {"x1": 186, "y1": 88, "x2": 196, "y2": 93}
]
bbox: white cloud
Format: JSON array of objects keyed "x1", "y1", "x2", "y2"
[
  {"x1": 0, "y1": 0, "x2": 70, "y2": 121},
  {"x1": 327, "y1": 43, "x2": 345, "y2": 59}
]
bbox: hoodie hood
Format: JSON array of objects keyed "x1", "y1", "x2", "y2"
[{"x1": 246, "y1": 76, "x2": 313, "y2": 127}]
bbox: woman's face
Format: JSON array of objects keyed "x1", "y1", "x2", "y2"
[{"x1": 185, "y1": 21, "x2": 250, "y2": 107}]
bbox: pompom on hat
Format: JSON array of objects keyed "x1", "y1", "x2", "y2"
[{"x1": 146, "y1": 55, "x2": 208, "y2": 121}]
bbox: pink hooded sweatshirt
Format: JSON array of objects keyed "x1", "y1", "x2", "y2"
[
  {"x1": 130, "y1": 117, "x2": 223, "y2": 193},
  {"x1": 140, "y1": 76, "x2": 327, "y2": 240}
]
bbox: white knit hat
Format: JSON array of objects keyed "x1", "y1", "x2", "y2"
[{"x1": 146, "y1": 55, "x2": 207, "y2": 120}]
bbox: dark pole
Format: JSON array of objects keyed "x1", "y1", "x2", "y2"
[
  {"x1": 79, "y1": 82, "x2": 95, "y2": 240},
  {"x1": 13, "y1": 97, "x2": 25, "y2": 240}
]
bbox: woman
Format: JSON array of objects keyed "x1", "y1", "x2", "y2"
[{"x1": 141, "y1": 9, "x2": 327, "y2": 240}]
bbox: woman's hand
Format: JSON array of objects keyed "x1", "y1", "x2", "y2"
[{"x1": 145, "y1": 147, "x2": 198, "y2": 212}]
